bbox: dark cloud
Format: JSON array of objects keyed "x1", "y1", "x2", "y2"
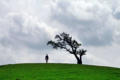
[
  {"x1": 113, "y1": 8, "x2": 120, "y2": 20},
  {"x1": 51, "y1": 0, "x2": 114, "y2": 46},
  {"x1": 0, "y1": 13, "x2": 50, "y2": 50},
  {"x1": 0, "y1": 0, "x2": 120, "y2": 67}
]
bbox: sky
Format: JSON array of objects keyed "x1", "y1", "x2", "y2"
[{"x1": 0, "y1": 0, "x2": 120, "y2": 67}]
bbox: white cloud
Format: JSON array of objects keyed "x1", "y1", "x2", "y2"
[
  {"x1": 0, "y1": 0, "x2": 120, "y2": 67},
  {"x1": 50, "y1": 0, "x2": 115, "y2": 46}
]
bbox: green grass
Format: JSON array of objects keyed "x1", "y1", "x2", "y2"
[{"x1": 0, "y1": 63, "x2": 120, "y2": 80}]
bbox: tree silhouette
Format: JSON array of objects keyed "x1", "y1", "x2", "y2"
[{"x1": 47, "y1": 32, "x2": 87, "y2": 64}]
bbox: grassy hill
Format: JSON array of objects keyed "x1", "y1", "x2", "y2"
[{"x1": 0, "y1": 63, "x2": 120, "y2": 80}]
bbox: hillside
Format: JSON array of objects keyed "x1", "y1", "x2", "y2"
[{"x1": 0, "y1": 63, "x2": 120, "y2": 80}]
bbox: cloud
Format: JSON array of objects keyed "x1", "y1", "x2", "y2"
[
  {"x1": 0, "y1": 12, "x2": 52, "y2": 49},
  {"x1": 113, "y1": 7, "x2": 120, "y2": 20},
  {"x1": 50, "y1": 0, "x2": 115, "y2": 46},
  {"x1": 0, "y1": 0, "x2": 120, "y2": 67}
]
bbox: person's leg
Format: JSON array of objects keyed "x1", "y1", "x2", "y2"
[{"x1": 46, "y1": 59, "x2": 47, "y2": 63}]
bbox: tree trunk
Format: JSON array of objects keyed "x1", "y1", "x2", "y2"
[
  {"x1": 77, "y1": 55, "x2": 82, "y2": 64},
  {"x1": 80, "y1": 55, "x2": 82, "y2": 64},
  {"x1": 74, "y1": 54, "x2": 82, "y2": 64},
  {"x1": 77, "y1": 59, "x2": 82, "y2": 64}
]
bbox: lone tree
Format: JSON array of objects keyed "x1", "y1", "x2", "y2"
[{"x1": 47, "y1": 32, "x2": 87, "y2": 64}]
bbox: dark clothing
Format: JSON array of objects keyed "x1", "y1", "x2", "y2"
[{"x1": 45, "y1": 55, "x2": 49, "y2": 63}]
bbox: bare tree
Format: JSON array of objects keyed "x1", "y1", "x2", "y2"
[{"x1": 47, "y1": 32, "x2": 87, "y2": 64}]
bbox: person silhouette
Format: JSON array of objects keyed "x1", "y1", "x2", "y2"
[{"x1": 45, "y1": 54, "x2": 49, "y2": 63}]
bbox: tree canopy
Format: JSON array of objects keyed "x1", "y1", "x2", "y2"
[{"x1": 47, "y1": 32, "x2": 87, "y2": 64}]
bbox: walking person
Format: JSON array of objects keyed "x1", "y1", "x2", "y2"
[{"x1": 45, "y1": 54, "x2": 49, "y2": 63}]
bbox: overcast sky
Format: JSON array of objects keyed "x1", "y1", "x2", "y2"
[{"x1": 0, "y1": 0, "x2": 120, "y2": 67}]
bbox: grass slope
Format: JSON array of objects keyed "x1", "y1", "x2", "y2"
[{"x1": 0, "y1": 63, "x2": 120, "y2": 80}]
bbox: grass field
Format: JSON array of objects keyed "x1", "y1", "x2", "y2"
[{"x1": 0, "y1": 63, "x2": 120, "y2": 80}]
